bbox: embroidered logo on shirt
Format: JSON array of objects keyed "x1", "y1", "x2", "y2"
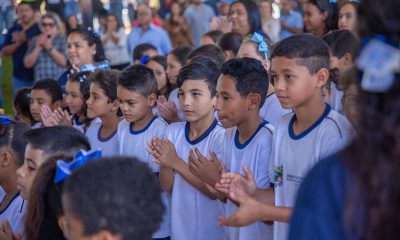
[{"x1": 274, "y1": 165, "x2": 283, "y2": 186}]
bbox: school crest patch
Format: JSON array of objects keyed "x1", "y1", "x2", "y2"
[{"x1": 274, "y1": 165, "x2": 283, "y2": 186}]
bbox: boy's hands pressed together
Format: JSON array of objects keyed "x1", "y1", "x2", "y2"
[
  {"x1": 148, "y1": 137, "x2": 181, "y2": 169},
  {"x1": 189, "y1": 148, "x2": 224, "y2": 187}
]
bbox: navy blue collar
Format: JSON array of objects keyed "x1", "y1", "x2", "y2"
[
  {"x1": 97, "y1": 125, "x2": 118, "y2": 142},
  {"x1": 288, "y1": 104, "x2": 331, "y2": 140},
  {"x1": 130, "y1": 116, "x2": 158, "y2": 135},
  {"x1": 185, "y1": 119, "x2": 218, "y2": 145},
  {"x1": 74, "y1": 118, "x2": 84, "y2": 126},
  {"x1": 234, "y1": 120, "x2": 269, "y2": 150},
  {"x1": 0, "y1": 192, "x2": 21, "y2": 214}
]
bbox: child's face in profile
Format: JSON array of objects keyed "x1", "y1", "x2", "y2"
[
  {"x1": 342, "y1": 83, "x2": 359, "y2": 127},
  {"x1": 86, "y1": 82, "x2": 114, "y2": 119},
  {"x1": 146, "y1": 60, "x2": 167, "y2": 92},
  {"x1": 16, "y1": 144, "x2": 47, "y2": 200},
  {"x1": 118, "y1": 86, "x2": 155, "y2": 123},
  {"x1": 270, "y1": 57, "x2": 325, "y2": 110},
  {"x1": 330, "y1": 55, "x2": 353, "y2": 75},
  {"x1": 215, "y1": 74, "x2": 249, "y2": 128},
  {"x1": 30, "y1": 89, "x2": 55, "y2": 122},
  {"x1": 65, "y1": 81, "x2": 84, "y2": 115},
  {"x1": 166, "y1": 54, "x2": 181, "y2": 86},
  {"x1": 178, "y1": 80, "x2": 215, "y2": 123}
]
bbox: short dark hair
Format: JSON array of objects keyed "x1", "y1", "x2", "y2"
[
  {"x1": 24, "y1": 126, "x2": 90, "y2": 156},
  {"x1": 188, "y1": 44, "x2": 225, "y2": 67},
  {"x1": 119, "y1": 65, "x2": 158, "y2": 96},
  {"x1": 177, "y1": 56, "x2": 221, "y2": 97},
  {"x1": 63, "y1": 157, "x2": 164, "y2": 240},
  {"x1": 148, "y1": 55, "x2": 167, "y2": 70},
  {"x1": 32, "y1": 79, "x2": 63, "y2": 103},
  {"x1": 18, "y1": 1, "x2": 37, "y2": 11},
  {"x1": 202, "y1": 30, "x2": 223, "y2": 43},
  {"x1": 217, "y1": 32, "x2": 243, "y2": 56},
  {"x1": 169, "y1": 45, "x2": 194, "y2": 66},
  {"x1": 270, "y1": 33, "x2": 330, "y2": 75},
  {"x1": 133, "y1": 43, "x2": 157, "y2": 61},
  {"x1": 0, "y1": 120, "x2": 30, "y2": 165},
  {"x1": 221, "y1": 58, "x2": 269, "y2": 107},
  {"x1": 89, "y1": 70, "x2": 120, "y2": 102},
  {"x1": 14, "y1": 88, "x2": 35, "y2": 124},
  {"x1": 322, "y1": 29, "x2": 359, "y2": 59}
]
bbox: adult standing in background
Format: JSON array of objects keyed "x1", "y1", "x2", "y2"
[
  {"x1": 127, "y1": 4, "x2": 172, "y2": 58},
  {"x1": 101, "y1": 12, "x2": 130, "y2": 70},
  {"x1": 24, "y1": 12, "x2": 67, "y2": 82},
  {"x1": 2, "y1": 1, "x2": 40, "y2": 94},
  {"x1": 260, "y1": 0, "x2": 280, "y2": 43},
  {"x1": 184, "y1": 0, "x2": 215, "y2": 47},
  {"x1": 164, "y1": 2, "x2": 194, "y2": 47},
  {"x1": 279, "y1": 0, "x2": 303, "y2": 40}
]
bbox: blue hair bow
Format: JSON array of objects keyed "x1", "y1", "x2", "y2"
[
  {"x1": 0, "y1": 116, "x2": 12, "y2": 125},
  {"x1": 54, "y1": 149, "x2": 102, "y2": 183},
  {"x1": 251, "y1": 32, "x2": 269, "y2": 60},
  {"x1": 140, "y1": 55, "x2": 150, "y2": 64},
  {"x1": 329, "y1": 0, "x2": 337, "y2": 3}
]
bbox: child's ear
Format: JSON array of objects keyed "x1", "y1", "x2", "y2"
[
  {"x1": 261, "y1": 59, "x2": 271, "y2": 73},
  {"x1": 248, "y1": 93, "x2": 261, "y2": 111},
  {"x1": 53, "y1": 100, "x2": 63, "y2": 110},
  {"x1": 147, "y1": 93, "x2": 157, "y2": 107},
  {"x1": 0, "y1": 151, "x2": 13, "y2": 168},
  {"x1": 343, "y1": 53, "x2": 353, "y2": 66},
  {"x1": 211, "y1": 95, "x2": 217, "y2": 109},
  {"x1": 57, "y1": 216, "x2": 66, "y2": 233},
  {"x1": 92, "y1": 230, "x2": 117, "y2": 240},
  {"x1": 110, "y1": 99, "x2": 120, "y2": 112},
  {"x1": 315, "y1": 68, "x2": 329, "y2": 88},
  {"x1": 223, "y1": 50, "x2": 234, "y2": 61}
]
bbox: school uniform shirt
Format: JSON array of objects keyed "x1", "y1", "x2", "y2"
[
  {"x1": 260, "y1": 93, "x2": 292, "y2": 126},
  {"x1": 269, "y1": 104, "x2": 354, "y2": 240},
  {"x1": 167, "y1": 88, "x2": 185, "y2": 122},
  {"x1": 224, "y1": 120, "x2": 274, "y2": 240},
  {"x1": 329, "y1": 82, "x2": 344, "y2": 114},
  {"x1": 0, "y1": 190, "x2": 26, "y2": 235},
  {"x1": 85, "y1": 118, "x2": 119, "y2": 157},
  {"x1": 166, "y1": 119, "x2": 226, "y2": 240},
  {"x1": 31, "y1": 122, "x2": 42, "y2": 129},
  {"x1": 117, "y1": 116, "x2": 171, "y2": 238}
]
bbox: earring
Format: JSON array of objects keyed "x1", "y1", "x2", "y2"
[{"x1": 93, "y1": 51, "x2": 96, "y2": 55}]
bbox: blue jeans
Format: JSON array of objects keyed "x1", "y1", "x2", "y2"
[
  {"x1": 65, "y1": 1, "x2": 80, "y2": 19},
  {"x1": 0, "y1": 5, "x2": 14, "y2": 46},
  {"x1": 109, "y1": 1, "x2": 124, "y2": 27},
  {"x1": 13, "y1": 76, "x2": 33, "y2": 96}
]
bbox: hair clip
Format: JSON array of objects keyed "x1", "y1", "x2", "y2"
[
  {"x1": 356, "y1": 36, "x2": 400, "y2": 92},
  {"x1": 0, "y1": 116, "x2": 12, "y2": 125},
  {"x1": 140, "y1": 55, "x2": 150, "y2": 64},
  {"x1": 54, "y1": 149, "x2": 102, "y2": 183},
  {"x1": 251, "y1": 32, "x2": 269, "y2": 60},
  {"x1": 87, "y1": 27, "x2": 100, "y2": 40},
  {"x1": 329, "y1": 0, "x2": 337, "y2": 3},
  {"x1": 77, "y1": 74, "x2": 87, "y2": 83}
]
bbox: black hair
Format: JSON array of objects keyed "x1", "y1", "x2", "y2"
[
  {"x1": 306, "y1": 0, "x2": 339, "y2": 32},
  {"x1": 14, "y1": 88, "x2": 35, "y2": 124},
  {"x1": 229, "y1": 0, "x2": 263, "y2": 36},
  {"x1": 18, "y1": 1, "x2": 37, "y2": 11},
  {"x1": 133, "y1": 43, "x2": 157, "y2": 62},
  {"x1": 217, "y1": 32, "x2": 243, "y2": 56},
  {"x1": 340, "y1": 1, "x2": 360, "y2": 12},
  {"x1": 341, "y1": 0, "x2": 400, "y2": 239},
  {"x1": 270, "y1": 33, "x2": 330, "y2": 75},
  {"x1": 221, "y1": 57, "x2": 269, "y2": 107},
  {"x1": 67, "y1": 71, "x2": 93, "y2": 130},
  {"x1": 119, "y1": 65, "x2": 158, "y2": 96},
  {"x1": 148, "y1": 55, "x2": 167, "y2": 71},
  {"x1": 339, "y1": 67, "x2": 358, "y2": 91},
  {"x1": 105, "y1": 12, "x2": 122, "y2": 32},
  {"x1": 188, "y1": 44, "x2": 225, "y2": 67},
  {"x1": 63, "y1": 157, "x2": 164, "y2": 240},
  {"x1": 0, "y1": 120, "x2": 29, "y2": 166},
  {"x1": 88, "y1": 70, "x2": 120, "y2": 102},
  {"x1": 177, "y1": 56, "x2": 220, "y2": 97},
  {"x1": 25, "y1": 154, "x2": 73, "y2": 240},
  {"x1": 322, "y1": 29, "x2": 359, "y2": 59},
  {"x1": 68, "y1": 28, "x2": 106, "y2": 63},
  {"x1": 202, "y1": 30, "x2": 223, "y2": 43},
  {"x1": 32, "y1": 79, "x2": 63, "y2": 103},
  {"x1": 169, "y1": 45, "x2": 194, "y2": 66},
  {"x1": 24, "y1": 126, "x2": 90, "y2": 156}
]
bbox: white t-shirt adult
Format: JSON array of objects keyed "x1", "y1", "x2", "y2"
[
  {"x1": 224, "y1": 121, "x2": 274, "y2": 240},
  {"x1": 260, "y1": 93, "x2": 292, "y2": 127},
  {"x1": 166, "y1": 119, "x2": 226, "y2": 240},
  {"x1": 269, "y1": 104, "x2": 354, "y2": 240},
  {"x1": 117, "y1": 116, "x2": 171, "y2": 238},
  {"x1": 102, "y1": 28, "x2": 130, "y2": 66},
  {"x1": 85, "y1": 118, "x2": 119, "y2": 157}
]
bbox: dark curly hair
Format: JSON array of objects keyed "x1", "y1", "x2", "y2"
[
  {"x1": 68, "y1": 28, "x2": 107, "y2": 63},
  {"x1": 63, "y1": 157, "x2": 164, "y2": 240},
  {"x1": 221, "y1": 57, "x2": 268, "y2": 107},
  {"x1": 342, "y1": 0, "x2": 400, "y2": 239}
]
